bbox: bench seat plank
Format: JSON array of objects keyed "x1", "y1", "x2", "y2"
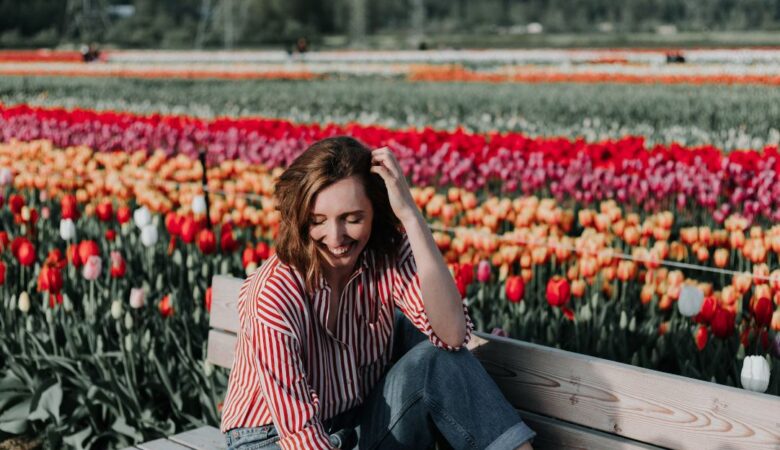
[
  {"x1": 169, "y1": 425, "x2": 226, "y2": 450},
  {"x1": 518, "y1": 410, "x2": 662, "y2": 449},
  {"x1": 469, "y1": 334, "x2": 780, "y2": 449}
]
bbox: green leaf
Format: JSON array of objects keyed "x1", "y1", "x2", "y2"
[
  {"x1": 62, "y1": 427, "x2": 92, "y2": 450},
  {"x1": 0, "y1": 398, "x2": 30, "y2": 434},
  {"x1": 29, "y1": 380, "x2": 63, "y2": 422},
  {"x1": 111, "y1": 415, "x2": 140, "y2": 439}
]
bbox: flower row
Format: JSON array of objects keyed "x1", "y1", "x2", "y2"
[{"x1": 2, "y1": 104, "x2": 779, "y2": 224}]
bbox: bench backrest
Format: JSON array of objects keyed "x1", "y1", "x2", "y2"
[{"x1": 208, "y1": 274, "x2": 779, "y2": 449}]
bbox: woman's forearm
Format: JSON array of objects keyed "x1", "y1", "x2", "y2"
[{"x1": 401, "y1": 211, "x2": 467, "y2": 347}]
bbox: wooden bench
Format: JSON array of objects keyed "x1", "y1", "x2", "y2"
[{"x1": 130, "y1": 274, "x2": 779, "y2": 449}]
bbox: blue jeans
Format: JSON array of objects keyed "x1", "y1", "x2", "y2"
[{"x1": 225, "y1": 310, "x2": 536, "y2": 449}]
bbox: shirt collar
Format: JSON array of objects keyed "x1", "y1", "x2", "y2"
[{"x1": 314, "y1": 246, "x2": 372, "y2": 292}]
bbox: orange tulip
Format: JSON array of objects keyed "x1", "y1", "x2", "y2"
[
  {"x1": 732, "y1": 272, "x2": 752, "y2": 294},
  {"x1": 713, "y1": 248, "x2": 729, "y2": 268},
  {"x1": 571, "y1": 279, "x2": 586, "y2": 298}
]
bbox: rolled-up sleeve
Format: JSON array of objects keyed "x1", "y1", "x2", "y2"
[
  {"x1": 392, "y1": 234, "x2": 474, "y2": 351},
  {"x1": 252, "y1": 318, "x2": 333, "y2": 449}
]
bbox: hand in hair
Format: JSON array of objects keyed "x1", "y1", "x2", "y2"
[{"x1": 369, "y1": 147, "x2": 419, "y2": 225}]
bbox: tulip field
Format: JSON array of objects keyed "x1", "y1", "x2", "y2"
[{"x1": 0, "y1": 49, "x2": 778, "y2": 448}]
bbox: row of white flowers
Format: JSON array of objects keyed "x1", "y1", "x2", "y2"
[{"x1": 103, "y1": 48, "x2": 780, "y2": 65}]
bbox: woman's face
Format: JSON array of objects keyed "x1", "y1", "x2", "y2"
[{"x1": 309, "y1": 176, "x2": 374, "y2": 276}]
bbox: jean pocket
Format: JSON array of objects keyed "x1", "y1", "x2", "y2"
[{"x1": 226, "y1": 425, "x2": 279, "y2": 450}]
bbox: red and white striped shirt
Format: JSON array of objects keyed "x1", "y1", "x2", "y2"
[{"x1": 220, "y1": 234, "x2": 474, "y2": 449}]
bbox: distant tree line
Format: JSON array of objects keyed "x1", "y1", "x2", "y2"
[{"x1": 2, "y1": 0, "x2": 780, "y2": 48}]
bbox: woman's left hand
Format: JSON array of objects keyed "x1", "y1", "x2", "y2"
[{"x1": 370, "y1": 147, "x2": 420, "y2": 224}]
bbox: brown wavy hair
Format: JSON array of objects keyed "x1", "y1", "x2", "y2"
[{"x1": 273, "y1": 136, "x2": 403, "y2": 295}]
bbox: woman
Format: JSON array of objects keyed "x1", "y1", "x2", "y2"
[{"x1": 220, "y1": 136, "x2": 536, "y2": 450}]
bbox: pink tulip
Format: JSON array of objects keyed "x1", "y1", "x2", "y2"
[
  {"x1": 82, "y1": 255, "x2": 102, "y2": 281},
  {"x1": 129, "y1": 287, "x2": 146, "y2": 309},
  {"x1": 477, "y1": 260, "x2": 491, "y2": 283}
]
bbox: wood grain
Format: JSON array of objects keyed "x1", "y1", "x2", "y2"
[
  {"x1": 207, "y1": 329, "x2": 237, "y2": 369},
  {"x1": 518, "y1": 409, "x2": 662, "y2": 449},
  {"x1": 210, "y1": 275, "x2": 242, "y2": 334},
  {"x1": 472, "y1": 333, "x2": 780, "y2": 449}
]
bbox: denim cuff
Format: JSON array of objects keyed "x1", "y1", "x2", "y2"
[{"x1": 485, "y1": 420, "x2": 536, "y2": 450}]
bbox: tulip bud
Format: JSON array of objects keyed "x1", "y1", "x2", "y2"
[
  {"x1": 740, "y1": 355, "x2": 771, "y2": 392},
  {"x1": 677, "y1": 284, "x2": 704, "y2": 317},
  {"x1": 619, "y1": 311, "x2": 628, "y2": 330},
  {"x1": 45, "y1": 308, "x2": 53, "y2": 324},
  {"x1": 124, "y1": 334, "x2": 134, "y2": 352},
  {"x1": 203, "y1": 360, "x2": 214, "y2": 377},
  {"x1": 59, "y1": 219, "x2": 76, "y2": 240},
  {"x1": 18, "y1": 291, "x2": 30, "y2": 313},
  {"x1": 110, "y1": 300, "x2": 123, "y2": 320},
  {"x1": 140, "y1": 224, "x2": 158, "y2": 247},
  {"x1": 124, "y1": 311, "x2": 133, "y2": 330},
  {"x1": 477, "y1": 260, "x2": 491, "y2": 283},
  {"x1": 129, "y1": 287, "x2": 146, "y2": 309},
  {"x1": 62, "y1": 293, "x2": 73, "y2": 312},
  {"x1": 192, "y1": 195, "x2": 207, "y2": 215},
  {"x1": 82, "y1": 255, "x2": 102, "y2": 281}
]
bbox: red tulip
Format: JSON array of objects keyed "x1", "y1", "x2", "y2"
[
  {"x1": 105, "y1": 229, "x2": 116, "y2": 241},
  {"x1": 110, "y1": 251, "x2": 126, "y2": 278},
  {"x1": 96, "y1": 201, "x2": 113, "y2": 222},
  {"x1": 242, "y1": 246, "x2": 257, "y2": 268},
  {"x1": 77, "y1": 240, "x2": 100, "y2": 266},
  {"x1": 60, "y1": 194, "x2": 79, "y2": 220},
  {"x1": 546, "y1": 276, "x2": 571, "y2": 307},
  {"x1": 197, "y1": 229, "x2": 216, "y2": 254},
  {"x1": 711, "y1": 308, "x2": 735, "y2": 338},
  {"x1": 752, "y1": 297, "x2": 773, "y2": 327},
  {"x1": 0, "y1": 231, "x2": 8, "y2": 252},
  {"x1": 48, "y1": 292, "x2": 63, "y2": 308},
  {"x1": 8, "y1": 194, "x2": 24, "y2": 214},
  {"x1": 694, "y1": 325, "x2": 708, "y2": 351},
  {"x1": 158, "y1": 295, "x2": 174, "y2": 318},
  {"x1": 459, "y1": 262, "x2": 474, "y2": 286},
  {"x1": 0, "y1": 261, "x2": 5, "y2": 285},
  {"x1": 694, "y1": 295, "x2": 718, "y2": 323},
  {"x1": 165, "y1": 212, "x2": 182, "y2": 237},
  {"x1": 67, "y1": 243, "x2": 82, "y2": 268},
  {"x1": 505, "y1": 275, "x2": 525, "y2": 303},
  {"x1": 116, "y1": 205, "x2": 131, "y2": 224},
  {"x1": 220, "y1": 223, "x2": 238, "y2": 253},
  {"x1": 255, "y1": 241, "x2": 270, "y2": 260},
  {"x1": 455, "y1": 275, "x2": 468, "y2": 298},
  {"x1": 16, "y1": 240, "x2": 36, "y2": 266},
  {"x1": 45, "y1": 248, "x2": 64, "y2": 266},
  {"x1": 205, "y1": 286, "x2": 213, "y2": 313},
  {"x1": 180, "y1": 215, "x2": 198, "y2": 243}
]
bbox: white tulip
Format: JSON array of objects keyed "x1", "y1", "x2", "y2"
[
  {"x1": 133, "y1": 206, "x2": 151, "y2": 228},
  {"x1": 140, "y1": 224, "x2": 158, "y2": 247},
  {"x1": 18, "y1": 292, "x2": 30, "y2": 313},
  {"x1": 678, "y1": 285, "x2": 704, "y2": 317},
  {"x1": 110, "y1": 300, "x2": 123, "y2": 320},
  {"x1": 59, "y1": 219, "x2": 76, "y2": 240},
  {"x1": 740, "y1": 355, "x2": 771, "y2": 393},
  {"x1": 192, "y1": 195, "x2": 207, "y2": 215},
  {"x1": 0, "y1": 168, "x2": 13, "y2": 186}
]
